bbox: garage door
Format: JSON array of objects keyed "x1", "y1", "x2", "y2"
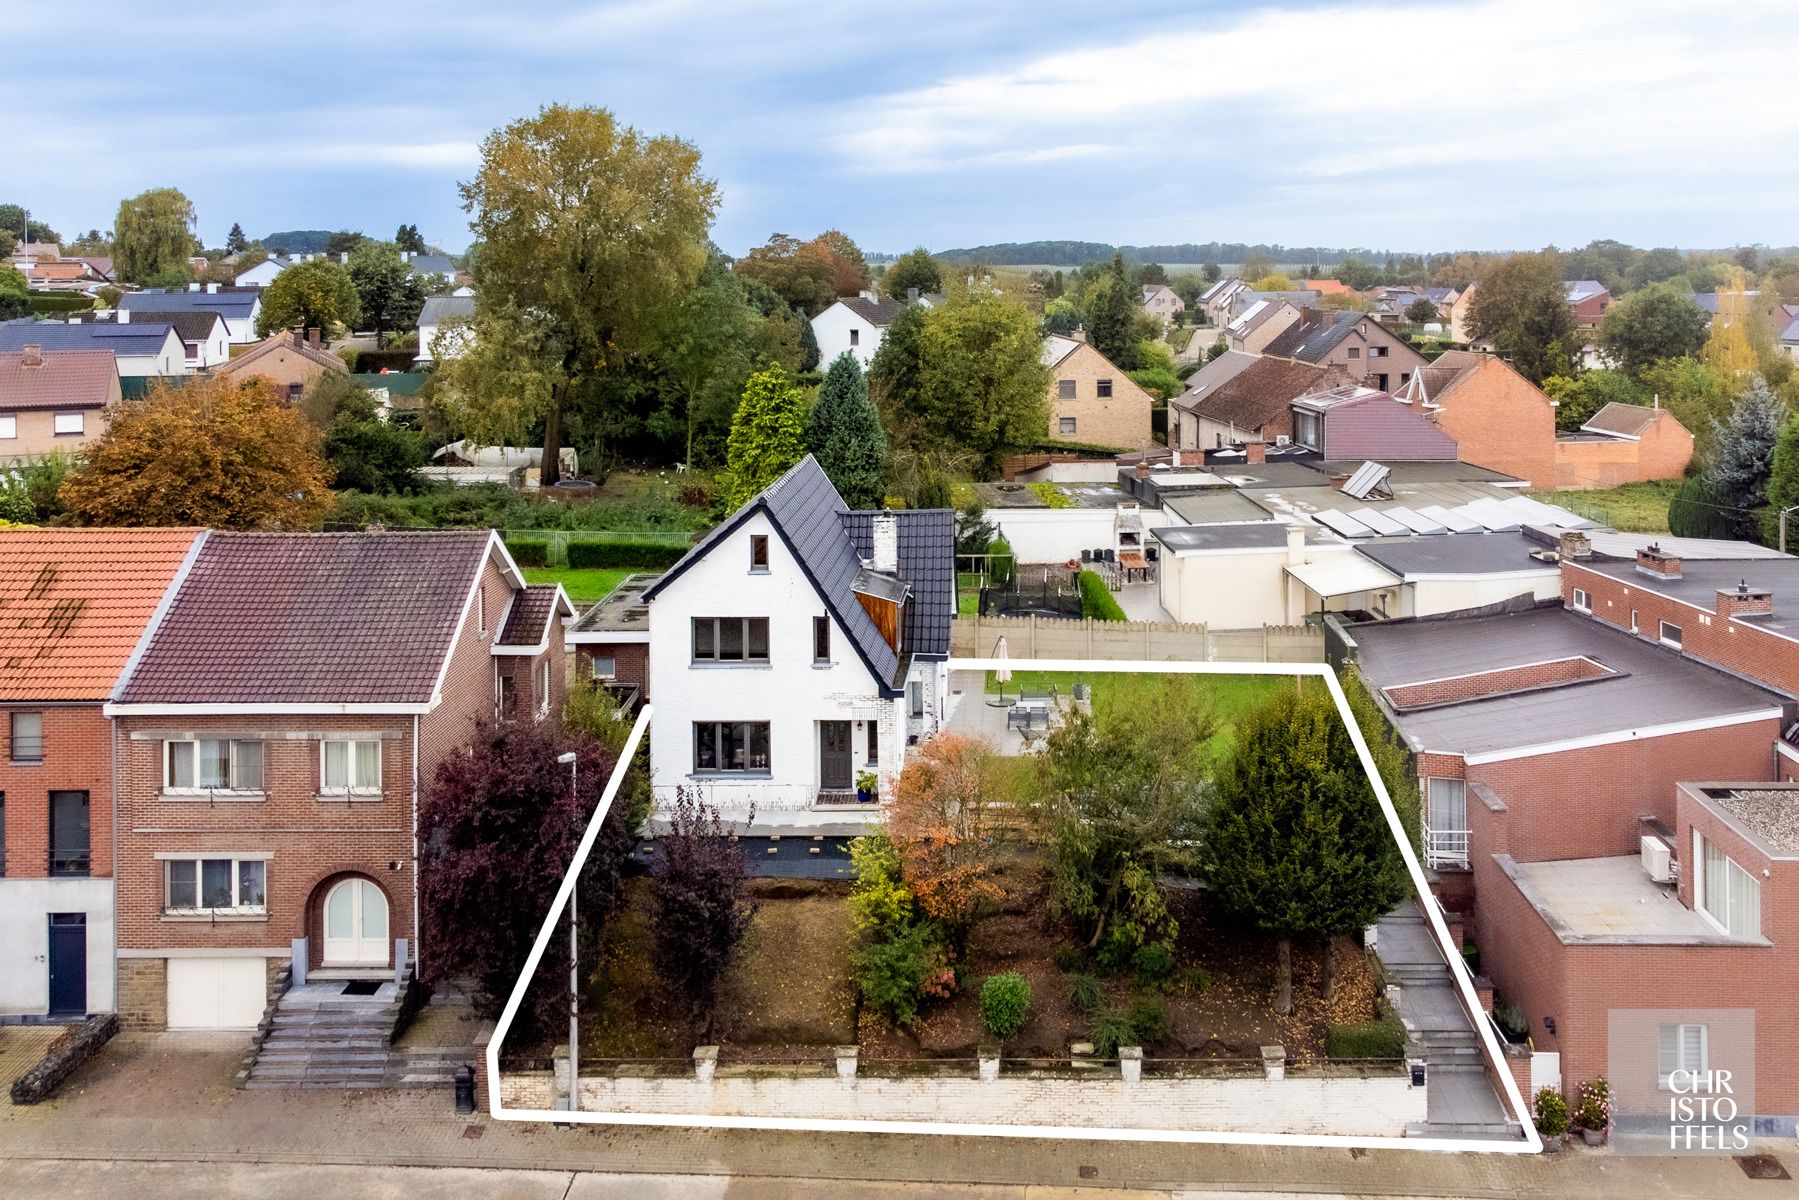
[{"x1": 166, "y1": 958, "x2": 267, "y2": 1030}]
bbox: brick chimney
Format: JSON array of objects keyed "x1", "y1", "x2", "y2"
[
  {"x1": 1135, "y1": 460, "x2": 1151, "y2": 479},
  {"x1": 306, "y1": 328, "x2": 321, "y2": 349},
  {"x1": 1716, "y1": 580, "x2": 1773, "y2": 619},
  {"x1": 20, "y1": 344, "x2": 42, "y2": 368},
  {"x1": 1244, "y1": 441, "x2": 1267, "y2": 465},
  {"x1": 1637, "y1": 543, "x2": 1682, "y2": 580},
  {"x1": 1557, "y1": 530, "x2": 1591, "y2": 561}
]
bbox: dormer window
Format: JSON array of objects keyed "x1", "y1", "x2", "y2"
[{"x1": 750, "y1": 534, "x2": 769, "y2": 572}]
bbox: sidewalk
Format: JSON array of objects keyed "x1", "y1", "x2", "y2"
[{"x1": 1, "y1": 1031, "x2": 1790, "y2": 1197}]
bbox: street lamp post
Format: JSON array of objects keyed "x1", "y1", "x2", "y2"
[{"x1": 556, "y1": 750, "x2": 579, "y2": 1113}]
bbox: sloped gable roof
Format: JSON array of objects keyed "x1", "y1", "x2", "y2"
[
  {"x1": 1581, "y1": 402, "x2": 1665, "y2": 439},
  {"x1": 419, "y1": 295, "x2": 476, "y2": 325},
  {"x1": 216, "y1": 331, "x2": 348, "y2": 378},
  {"x1": 119, "y1": 289, "x2": 260, "y2": 320},
  {"x1": 1261, "y1": 310, "x2": 1362, "y2": 362},
  {"x1": 494, "y1": 583, "x2": 572, "y2": 650},
  {"x1": 0, "y1": 322, "x2": 179, "y2": 358},
  {"x1": 836, "y1": 296, "x2": 905, "y2": 326},
  {"x1": 841, "y1": 508, "x2": 954, "y2": 659},
  {"x1": 1182, "y1": 355, "x2": 1333, "y2": 431},
  {"x1": 0, "y1": 349, "x2": 119, "y2": 411}
]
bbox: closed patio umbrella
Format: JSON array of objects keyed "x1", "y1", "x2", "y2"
[{"x1": 994, "y1": 635, "x2": 1011, "y2": 685}]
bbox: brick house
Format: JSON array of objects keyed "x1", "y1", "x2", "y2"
[
  {"x1": 1043, "y1": 334, "x2": 1155, "y2": 449},
  {"x1": 0, "y1": 347, "x2": 122, "y2": 463},
  {"x1": 1560, "y1": 401, "x2": 1694, "y2": 489},
  {"x1": 1170, "y1": 353, "x2": 1338, "y2": 451},
  {"x1": 105, "y1": 530, "x2": 568, "y2": 1030},
  {"x1": 1565, "y1": 280, "x2": 1612, "y2": 328},
  {"x1": 565, "y1": 572, "x2": 656, "y2": 705},
  {"x1": 1347, "y1": 538, "x2": 1799, "y2": 1129},
  {"x1": 1261, "y1": 309, "x2": 1430, "y2": 394},
  {"x1": 0, "y1": 529, "x2": 202, "y2": 1019},
  {"x1": 213, "y1": 330, "x2": 349, "y2": 401}
]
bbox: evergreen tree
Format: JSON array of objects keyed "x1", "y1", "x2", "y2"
[
  {"x1": 1705, "y1": 375, "x2": 1785, "y2": 542},
  {"x1": 225, "y1": 223, "x2": 248, "y2": 254},
  {"x1": 725, "y1": 364, "x2": 807, "y2": 507},
  {"x1": 1085, "y1": 252, "x2": 1138, "y2": 369},
  {"x1": 799, "y1": 316, "x2": 821, "y2": 372},
  {"x1": 807, "y1": 353, "x2": 888, "y2": 508},
  {"x1": 868, "y1": 301, "x2": 929, "y2": 440},
  {"x1": 1200, "y1": 685, "x2": 1409, "y2": 1014},
  {"x1": 395, "y1": 223, "x2": 428, "y2": 255}
]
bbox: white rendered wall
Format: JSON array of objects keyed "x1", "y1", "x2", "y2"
[{"x1": 0, "y1": 877, "x2": 114, "y2": 1015}]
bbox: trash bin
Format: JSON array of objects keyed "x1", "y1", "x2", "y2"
[{"x1": 454, "y1": 1063, "x2": 476, "y2": 1114}]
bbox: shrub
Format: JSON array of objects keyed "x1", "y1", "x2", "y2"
[
  {"x1": 1325, "y1": 1005, "x2": 1407, "y2": 1060},
  {"x1": 355, "y1": 348, "x2": 417, "y2": 373},
  {"x1": 1050, "y1": 945, "x2": 1090, "y2": 973},
  {"x1": 980, "y1": 972, "x2": 1032, "y2": 1039},
  {"x1": 566, "y1": 539, "x2": 690, "y2": 569},
  {"x1": 1493, "y1": 994, "x2": 1530, "y2": 1043},
  {"x1": 1173, "y1": 964, "x2": 1212, "y2": 994},
  {"x1": 855, "y1": 922, "x2": 949, "y2": 1027},
  {"x1": 1025, "y1": 482, "x2": 1073, "y2": 509},
  {"x1": 988, "y1": 536, "x2": 1015, "y2": 588},
  {"x1": 1130, "y1": 941, "x2": 1175, "y2": 986},
  {"x1": 1534, "y1": 1085, "x2": 1570, "y2": 1138},
  {"x1": 506, "y1": 539, "x2": 551, "y2": 567},
  {"x1": 1127, "y1": 996, "x2": 1170, "y2": 1046},
  {"x1": 847, "y1": 833, "x2": 914, "y2": 940},
  {"x1": 1460, "y1": 941, "x2": 1481, "y2": 976},
  {"x1": 337, "y1": 347, "x2": 362, "y2": 373},
  {"x1": 1067, "y1": 972, "x2": 1104, "y2": 1015},
  {"x1": 1078, "y1": 570, "x2": 1126, "y2": 621},
  {"x1": 1572, "y1": 1077, "x2": 1611, "y2": 1132},
  {"x1": 1089, "y1": 1006, "x2": 1139, "y2": 1058}
]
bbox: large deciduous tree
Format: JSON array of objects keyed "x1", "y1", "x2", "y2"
[
  {"x1": 725, "y1": 363, "x2": 807, "y2": 507},
  {"x1": 914, "y1": 286, "x2": 1051, "y2": 473},
  {"x1": 445, "y1": 104, "x2": 718, "y2": 484},
  {"x1": 1200, "y1": 684, "x2": 1409, "y2": 1014},
  {"x1": 651, "y1": 788, "x2": 753, "y2": 1037},
  {"x1": 419, "y1": 719, "x2": 635, "y2": 1036},
  {"x1": 347, "y1": 239, "x2": 427, "y2": 343},
  {"x1": 812, "y1": 229, "x2": 870, "y2": 298},
  {"x1": 113, "y1": 187, "x2": 198, "y2": 283},
  {"x1": 733, "y1": 233, "x2": 838, "y2": 316},
  {"x1": 1704, "y1": 270, "x2": 1761, "y2": 381},
  {"x1": 806, "y1": 352, "x2": 888, "y2": 508},
  {"x1": 655, "y1": 251, "x2": 759, "y2": 466},
  {"x1": 59, "y1": 376, "x2": 332, "y2": 529},
  {"x1": 1465, "y1": 253, "x2": 1578, "y2": 384},
  {"x1": 1597, "y1": 282, "x2": 1709, "y2": 377},
  {"x1": 882, "y1": 247, "x2": 943, "y2": 300},
  {"x1": 0, "y1": 204, "x2": 59, "y2": 248},
  {"x1": 256, "y1": 256, "x2": 362, "y2": 340},
  {"x1": 302, "y1": 373, "x2": 426, "y2": 494}
]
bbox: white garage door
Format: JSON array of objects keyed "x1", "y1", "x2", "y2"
[{"x1": 166, "y1": 957, "x2": 267, "y2": 1030}]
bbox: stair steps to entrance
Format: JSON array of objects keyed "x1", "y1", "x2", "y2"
[{"x1": 245, "y1": 977, "x2": 486, "y2": 1090}]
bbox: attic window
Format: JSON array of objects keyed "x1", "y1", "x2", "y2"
[
  {"x1": 1097, "y1": 379, "x2": 1114, "y2": 399},
  {"x1": 749, "y1": 534, "x2": 769, "y2": 572}
]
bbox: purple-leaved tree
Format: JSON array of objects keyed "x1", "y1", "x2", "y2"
[{"x1": 651, "y1": 787, "x2": 754, "y2": 1038}]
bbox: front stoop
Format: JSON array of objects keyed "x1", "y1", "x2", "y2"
[{"x1": 242, "y1": 968, "x2": 482, "y2": 1090}]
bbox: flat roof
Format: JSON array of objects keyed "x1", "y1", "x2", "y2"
[
  {"x1": 1354, "y1": 533, "x2": 1553, "y2": 577},
  {"x1": 568, "y1": 572, "x2": 658, "y2": 635},
  {"x1": 1316, "y1": 460, "x2": 1524, "y2": 485},
  {"x1": 1351, "y1": 607, "x2": 1788, "y2": 757},
  {"x1": 1501, "y1": 856, "x2": 1730, "y2": 943},
  {"x1": 1152, "y1": 524, "x2": 1307, "y2": 552},
  {"x1": 1693, "y1": 784, "x2": 1799, "y2": 856},
  {"x1": 974, "y1": 482, "x2": 1130, "y2": 509},
  {"x1": 1576, "y1": 557, "x2": 1799, "y2": 634},
  {"x1": 1163, "y1": 489, "x2": 1277, "y2": 525}
]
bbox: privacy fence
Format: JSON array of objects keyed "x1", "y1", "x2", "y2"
[{"x1": 950, "y1": 613, "x2": 1324, "y2": 664}]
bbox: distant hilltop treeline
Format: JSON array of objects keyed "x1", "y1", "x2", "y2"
[{"x1": 929, "y1": 241, "x2": 1407, "y2": 267}]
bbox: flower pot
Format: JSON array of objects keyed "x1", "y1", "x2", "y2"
[
  {"x1": 1539, "y1": 1134, "x2": 1564, "y2": 1153},
  {"x1": 1581, "y1": 1126, "x2": 1606, "y2": 1147},
  {"x1": 856, "y1": 789, "x2": 873, "y2": 804}
]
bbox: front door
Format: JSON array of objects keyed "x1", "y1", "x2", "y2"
[
  {"x1": 47, "y1": 913, "x2": 86, "y2": 1015},
  {"x1": 323, "y1": 878, "x2": 390, "y2": 966},
  {"x1": 819, "y1": 721, "x2": 853, "y2": 791}
]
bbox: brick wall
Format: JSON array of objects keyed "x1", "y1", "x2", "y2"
[
  {"x1": 1383, "y1": 656, "x2": 1608, "y2": 710},
  {"x1": 0, "y1": 703, "x2": 114, "y2": 880},
  {"x1": 1426, "y1": 358, "x2": 1559, "y2": 489},
  {"x1": 574, "y1": 642, "x2": 649, "y2": 698},
  {"x1": 1046, "y1": 342, "x2": 1155, "y2": 449},
  {"x1": 419, "y1": 557, "x2": 512, "y2": 779}
]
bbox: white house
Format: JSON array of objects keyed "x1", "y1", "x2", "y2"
[
  {"x1": 116, "y1": 309, "x2": 231, "y2": 369},
  {"x1": 810, "y1": 294, "x2": 905, "y2": 368},
  {"x1": 234, "y1": 256, "x2": 292, "y2": 287},
  {"x1": 0, "y1": 321, "x2": 187, "y2": 378},
  {"x1": 119, "y1": 286, "x2": 261, "y2": 345},
  {"x1": 643, "y1": 455, "x2": 954, "y2": 831},
  {"x1": 417, "y1": 294, "x2": 476, "y2": 363},
  {"x1": 408, "y1": 253, "x2": 457, "y2": 288}
]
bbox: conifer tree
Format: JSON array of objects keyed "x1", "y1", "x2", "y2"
[
  {"x1": 807, "y1": 352, "x2": 888, "y2": 508},
  {"x1": 725, "y1": 364, "x2": 807, "y2": 507}
]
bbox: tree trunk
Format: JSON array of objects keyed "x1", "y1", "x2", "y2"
[
  {"x1": 1276, "y1": 937, "x2": 1292, "y2": 1016},
  {"x1": 1320, "y1": 934, "x2": 1336, "y2": 1002},
  {"x1": 542, "y1": 388, "x2": 565, "y2": 486}
]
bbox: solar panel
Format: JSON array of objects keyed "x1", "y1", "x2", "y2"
[
  {"x1": 1415, "y1": 504, "x2": 1484, "y2": 534},
  {"x1": 1454, "y1": 498, "x2": 1521, "y2": 531},
  {"x1": 1315, "y1": 510, "x2": 1375, "y2": 538},
  {"x1": 1387, "y1": 506, "x2": 1448, "y2": 535},
  {"x1": 1346, "y1": 507, "x2": 1410, "y2": 536},
  {"x1": 1341, "y1": 460, "x2": 1391, "y2": 500}
]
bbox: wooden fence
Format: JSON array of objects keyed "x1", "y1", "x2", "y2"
[{"x1": 949, "y1": 614, "x2": 1324, "y2": 664}]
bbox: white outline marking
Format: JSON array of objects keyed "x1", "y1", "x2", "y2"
[{"x1": 486, "y1": 658, "x2": 1540, "y2": 1153}]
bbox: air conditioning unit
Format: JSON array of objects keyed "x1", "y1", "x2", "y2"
[
  {"x1": 1641, "y1": 835, "x2": 1674, "y2": 883},
  {"x1": 1275, "y1": 435, "x2": 1292, "y2": 446}
]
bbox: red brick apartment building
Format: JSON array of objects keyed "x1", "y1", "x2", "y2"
[
  {"x1": 0, "y1": 529, "x2": 202, "y2": 1020},
  {"x1": 1345, "y1": 535, "x2": 1799, "y2": 1132},
  {"x1": 103, "y1": 530, "x2": 567, "y2": 1030}
]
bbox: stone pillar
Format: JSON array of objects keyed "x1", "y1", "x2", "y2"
[
  {"x1": 1119, "y1": 1046, "x2": 1143, "y2": 1084},
  {"x1": 1261, "y1": 1045, "x2": 1286, "y2": 1081},
  {"x1": 835, "y1": 1045, "x2": 859, "y2": 1085},
  {"x1": 979, "y1": 1047, "x2": 1001, "y2": 1082},
  {"x1": 553, "y1": 1044, "x2": 570, "y2": 1102},
  {"x1": 693, "y1": 1045, "x2": 718, "y2": 1084},
  {"x1": 393, "y1": 938, "x2": 408, "y2": 986},
  {"x1": 290, "y1": 938, "x2": 308, "y2": 987}
]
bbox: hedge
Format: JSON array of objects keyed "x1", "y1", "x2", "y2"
[
  {"x1": 10, "y1": 1013, "x2": 118, "y2": 1104},
  {"x1": 1325, "y1": 1005, "x2": 1406, "y2": 1060},
  {"x1": 355, "y1": 348, "x2": 417, "y2": 373},
  {"x1": 505, "y1": 539, "x2": 551, "y2": 567},
  {"x1": 28, "y1": 292, "x2": 96, "y2": 314},
  {"x1": 567, "y1": 539, "x2": 690, "y2": 569},
  {"x1": 1078, "y1": 570, "x2": 1127, "y2": 621}
]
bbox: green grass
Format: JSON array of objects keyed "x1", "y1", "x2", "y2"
[
  {"x1": 957, "y1": 572, "x2": 982, "y2": 617},
  {"x1": 1528, "y1": 479, "x2": 1680, "y2": 534},
  {"x1": 1164, "y1": 326, "x2": 1196, "y2": 353},
  {"x1": 523, "y1": 566, "x2": 632, "y2": 604},
  {"x1": 982, "y1": 669, "x2": 1292, "y2": 762}
]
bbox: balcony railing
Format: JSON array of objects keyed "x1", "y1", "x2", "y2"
[
  {"x1": 1424, "y1": 826, "x2": 1470, "y2": 870},
  {"x1": 50, "y1": 849, "x2": 91, "y2": 878}
]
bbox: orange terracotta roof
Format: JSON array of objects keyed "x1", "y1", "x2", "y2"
[
  {"x1": 1300, "y1": 279, "x2": 1354, "y2": 295},
  {"x1": 0, "y1": 528, "x2": 202, "y2": 701}
]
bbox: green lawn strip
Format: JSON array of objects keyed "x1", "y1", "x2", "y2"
[
  {"x1": 523, "y1": 566, "x2": 633, "y2": 604},
  {"x1": 1528, "y1": 479, "x2": 1679, "y2": 533},
  {"x1": 982, "y1": 669, "x2": 1290, "y2": 761},
  {"x1": 957, "y1": 572, "x2": 983, "y2": 617}
]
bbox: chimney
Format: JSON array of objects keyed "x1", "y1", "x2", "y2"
[
  {"x1": 1636, "y1": 543, "x2": 1682, "y2": 580},
  {"x1": 871, "y1": 510, "x2": 899, "y2": 574},
  {"x1": 1135, "y1": 461, "x2": 1151, "y2": 480},
  {"x1": 1717, "y1": 580, "x2": 1773, "y2": 619},
  {"x1": 1557, "y1": 530, "x2": 1591, "y2": 561},
  {"x1": 1286, "y1": 524, "x2": 1307, "y2": 565},
  {"x1": 859, "y1": 289, "x2": 878, "y2": 301},
  {"x1": 187, "y1": 282, "x2": 201, "y2": 292},
  {"x1": 307, "y1": 328, "x2": 321, "y2": 349},
  {"x1": 20, "y1": 344, "x2": 42, "y2": 368},
  {"x1": 206, "y1": 282, "x2": 219, "y2": 293},
  {"x1": 116, "y1": 308, "x2": 129, "y2": 324},
  {"x1": 1244, "y1": 441, "x2": 1267, "y2": 465},
  {"x1": 1170, "y1": 448, "x2": 1181, "y2": 469},
  {"x1": 907, "y1": 287, "x2": 919, "y2": 301}
]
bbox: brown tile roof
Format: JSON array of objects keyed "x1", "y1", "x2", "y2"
[
  {"x1": 1300, "y1": 279, "x2": 1353, "y2": 295},
  {"x1": 0, "y1": 529, "x2": 201, "y2": 701},
  {"x1": 118, "y1": 530, "x2": 498, "y2": 706},
  {"x1": 215, "y1": 331, "x2": 348, "y2": 379},
  {"x1": 1582, "y1": 402, "x2": 1663, "y2": 438},
  {"x1": 1184, "y1": 356, "x2": 1334, "y2": 432},
  {"x1": 838, "y1": 296, "x2": 905, "y2": 326},
  {"x1": 495, "y1": 584, "x2": 566, "y2": 648},
  {"x1": 0, "y1": 349, "x2": 120, "y2": 411}
]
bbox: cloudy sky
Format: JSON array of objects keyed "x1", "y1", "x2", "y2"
[{"x1": 9, "y1": 0, "x2": 1796, "y2": 256}]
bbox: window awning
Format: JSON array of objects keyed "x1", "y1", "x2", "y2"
[{"x1": 1284, "y1": 555, "x2": 1400, "y2": 598}]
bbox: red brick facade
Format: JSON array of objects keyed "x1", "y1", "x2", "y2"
[
  {"x1": 1383, "y1": 656, "x2": 1608, "y2": 711},
  {"x1": 0, "y1": 704, "x2": 114, "y2": 880},
  {"x1": 572, "y1": 642, "x2": 649, "y2": 697}
]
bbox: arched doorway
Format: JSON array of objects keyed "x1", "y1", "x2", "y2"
[{"x1": 322, "y1": 877, "x2": 390, "y2": 966}]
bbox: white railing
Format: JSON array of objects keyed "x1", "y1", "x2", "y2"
[{"x1": 1424, "y1": 826, "x2": 1470, "y2": 869}]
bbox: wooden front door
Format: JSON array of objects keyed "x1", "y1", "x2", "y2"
[{"x1": 819, "y1": 721, "x2": 853, "y2": 791}]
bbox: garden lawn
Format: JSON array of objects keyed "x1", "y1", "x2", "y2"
[
  {"x1": 982, "y1": 669, "x2": 1291, "y2": 762},
  {"x1": 1529, "y1": 479, "x2": 1678, "y2": 533},
  {"x1": 957, "y1": 572, "x2": 982, "y2": 617},
  {"x1": 523, "y1": 566, "x2": 632, "y2": 605}
]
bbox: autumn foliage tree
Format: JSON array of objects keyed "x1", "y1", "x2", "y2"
[
  {"x1": 419, "y1": 719, "x2": 635, "y2": 1037},
  {"x1": 59, "y1": 375, "x2": 332, "y2": 529},
  {"x1": 886, "y1": 733, "x2": 1009, "y2": 949}
]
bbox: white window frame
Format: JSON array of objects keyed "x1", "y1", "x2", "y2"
[
  {"x1": 1694, "y1": 829, "x2": 1761, "y2": 939},
  {"x1": 163, "y1": 855, "x2": 268, "y2": 916},
  {"x1": 1659, "y1": 1022, "x2": 1708, "y2": 1090},
  {"x1": 164, "y1": 738, "x2": 264, "y2": 794},
  {"x1": 52, "y1": 412, "x2": 84, "y2": 435},
  {"x1": 0, "y1": 415, "x2": 15, "y2": 439},
  {"x1": 477, "y1": 587, "x2": 486, "y2": 635},
  {"x1": 535, "y1": 657, "x2": 551, "y2": 718},
  {"x1": 589, "y1": 654, "x2": 617, "y2": 681},
  {"x1": 320, "y1": 739, "x2": 382, "y2": 796},
  {"x1": 1571, "y1": 588, "x2": 1591, "y2": 613},
  {"x1": 1660, "y1": 619, "x2": 1683, "y2": 649}
]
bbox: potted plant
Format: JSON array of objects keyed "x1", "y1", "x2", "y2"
[
  {"x1": 855, "y1": 770, "x2": 879, "y2": 804},
  {"x1": 1572, "y1": 1077, "x2": 1611, "y2": 1146},
  {"x1": 1534, "y1": 1085, "x2": 1569, "y2": 1151}
]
